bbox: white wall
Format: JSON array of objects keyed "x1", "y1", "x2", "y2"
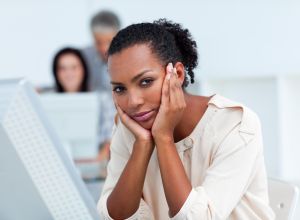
[
  {"x1": 0, "y1": 0, "x2": 90, "y2": 86},
  {"x1": 1, "y1": 0, "x2": 300, "y2": 86},
  {"x1": 280, "y1": 76, "x2": 300, "y2": 181},
  {"x1": 200, "y1": 77, "x2": 281, "y2": 177}
]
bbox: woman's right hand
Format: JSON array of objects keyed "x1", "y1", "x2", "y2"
[
  {"x1": 107, "y1": 96, "x2": 155, "y2": 220},
  {"x1": 113, "y1": 94, "x2": 154, "y2": 146}
]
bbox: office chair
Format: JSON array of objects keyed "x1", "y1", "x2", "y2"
[{"x1": 268, "y1": 178, "x2": 299, "y2": 220}]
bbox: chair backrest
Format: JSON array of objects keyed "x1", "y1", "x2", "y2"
[{"x1": 268, "y1": 178, "x2": 299, "y2": 220}]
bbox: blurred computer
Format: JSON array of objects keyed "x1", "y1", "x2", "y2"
[
  {"x1": 0, "y1": 79, "x2": 101, "y2": 220},
  {"x1": 39, "y1": 93, "x2": 100, "y2": 159}
]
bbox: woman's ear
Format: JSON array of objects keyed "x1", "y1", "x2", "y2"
[{"x1": 174, "y1": 62, "x2": 185, "y2": 86}]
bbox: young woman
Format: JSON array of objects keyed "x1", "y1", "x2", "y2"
[
  {"x1": 52, "y1": 47, "x2": 89, "y2": 93},
  {"x1": 98, "y1": 19, "x2": 275, "y2": 220},
  {"x1": 52, "y1": 47, "x2": 114, "y2": 163}
]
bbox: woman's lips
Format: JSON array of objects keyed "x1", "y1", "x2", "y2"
[{"x1": 131, "y1": 110, "x2": 155, "y2": 122}]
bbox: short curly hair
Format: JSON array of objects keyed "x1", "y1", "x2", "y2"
[{"x1": 108, "y1": 19, "x2": 198, "y2": 87}]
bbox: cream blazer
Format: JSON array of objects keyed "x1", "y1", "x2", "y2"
[{"x1": 98, "y1": 94, "x2": 275, "y2": 220}]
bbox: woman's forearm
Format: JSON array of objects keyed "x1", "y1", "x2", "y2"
[
  {"x1": 107, "y1": 140, "x2": 154, "y2": 219},
  {"x1": 155, "y1": 136, "x2": 192, "y2": 217}
]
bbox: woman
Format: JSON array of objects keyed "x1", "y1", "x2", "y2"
[
  {"x1": 52, "y1": 47, "x2": 89, "y2": 92},
  {"x1": 98, "y1": 19, "x2": 275, "y2": 219},
  {"x1": 52, "y1": 47, "x2": 113, "y2": 164}
]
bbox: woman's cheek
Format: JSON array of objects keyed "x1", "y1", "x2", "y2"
[
  {"x1": 115, "y1": 96, "x2": 127, "y2": 112},
  {"x1": 151, "y1": 80, "x2": 164, "y2": 103}
]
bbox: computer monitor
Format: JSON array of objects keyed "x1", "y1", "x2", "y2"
[
  {"x1": 39, "y1": 92, "x2": 100, "y2": 159},
  {"x1": 0, "y1": 79, "x2": 100, "y2": 220}
]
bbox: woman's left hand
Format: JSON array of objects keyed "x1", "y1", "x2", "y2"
[{"x1": 151, "y1": 63, "x2": 186, "y2": 142}]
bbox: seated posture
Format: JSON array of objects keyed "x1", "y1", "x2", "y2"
[{"x1": 98, "y1": 19, "x2": 275, "y2": 219}]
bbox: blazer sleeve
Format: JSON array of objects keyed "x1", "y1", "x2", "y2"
[{"x1": 97, "y1": 121, "x2": 154, "y2": 220}]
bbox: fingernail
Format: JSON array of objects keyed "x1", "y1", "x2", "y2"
[
  {"x1": 167, "y1": 63, "x2": 173, "y2": 73},
  {"x1": 173, "y1": 67, "x2": 178, "y2": 77}
]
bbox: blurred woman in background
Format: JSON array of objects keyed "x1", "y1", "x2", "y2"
[
  {"x1": 52, "y1": 47, "x2": 112, "y2": 170},
  {"x1": 52, "y1": 47, "x2": 89, "y2": 93}
]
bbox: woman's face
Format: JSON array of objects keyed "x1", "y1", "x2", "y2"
[
  {"x1": 57, "y1": 53, "x2": 84, "y2": 92},
  {"x1": 108, "y1": 44, "x2": 166, "y2": 130}
]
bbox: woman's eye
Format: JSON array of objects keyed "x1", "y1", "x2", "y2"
[
  {"x1": 113, "y1": 86, "x2": 125, "y2": 94},
  {"x1": 140, "y1": 78, "x2": 153, "y2": 87}
]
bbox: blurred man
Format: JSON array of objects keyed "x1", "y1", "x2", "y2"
[
  {"x1": 82, "y1": 10, "x2": 121, "y2": 92},
  {"x1": 79, "y1": 11, "x2": 120, "y2": 165}
]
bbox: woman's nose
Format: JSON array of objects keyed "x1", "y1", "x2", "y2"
[{"x1": 128, "y1": 92, "x2": 144, "y2": 108}]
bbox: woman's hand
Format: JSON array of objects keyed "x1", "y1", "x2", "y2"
[
  {"x1": 113, "y1": 95, "x2": 153, "y2": 146},
  {"x1": 151, "y1": 63, "x2": 186, "y2": 141}
]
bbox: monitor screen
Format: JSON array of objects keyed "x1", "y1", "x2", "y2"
[
  {"x1": 0, "y1": 79, "x2": 100, "y2": 220},
  {"x1": 40, "y1": 92, "x2": 100, "y2": 159}
]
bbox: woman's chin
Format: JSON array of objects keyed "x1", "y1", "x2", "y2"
[{"x1": 137, "y1": 118, "x2": 155, "y2": 130}]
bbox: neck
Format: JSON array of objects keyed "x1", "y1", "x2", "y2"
[{"x1": 173, "y1": 93, "x2": 210, "y2": 143}]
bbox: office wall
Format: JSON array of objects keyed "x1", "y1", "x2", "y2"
[
  {"x1": 1, "y1": 0, "x2": 299, "y2": 86},
  {"x1": 280, "y1": 76, "x2": 300, "y2": 181},
  {"x1": 0, "y1": 0, "x2": 90, "y2": 86}
]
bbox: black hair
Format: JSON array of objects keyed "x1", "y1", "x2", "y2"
[
  {"x1": 52, "y1": 47, "x2": 89, "y2": 92},
  {"x1": 91, "y1": 10, "x2": 121, "y2": 31},
  {"x1": 108, "y1": 18, "x2": 198, "y2": 87}
]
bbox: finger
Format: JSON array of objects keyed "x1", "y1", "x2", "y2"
[
  {"x1": 112, "y1": 93, "x2": 118, "y2": 110},
  {"x1": 176, "y1": 84, "x2": 186, "y2": 110},
  {"x1": 112, "y1": 94, "x2": 144, "y2": 131},
  {"x1": 173, "y1": 67, "x2": 185, "y2": 104},
  {"x1": 112, "y1": 94, "x2": 127, "y2": 121},
  {"x1": 169, "y1": 67, "x2": 180, "y2": 107},
  {"x1": 115, "y1": 103, "x2": 126, "y2": 122},
  {"x1": 175, "y1": 73, "x2": 186, "y2": 111},
  {"x1": 113, "y1": 96, "x2": 126, "y2": 121},
  {"x1": 171, "y1": 67, "x2": 186, "y2": 111},
  {"x1": 161, "y1": 63, "x2": 172, "y2": 105},
  {"x1": 114, "y1": 102, "x2": 136, "y2": 130}
]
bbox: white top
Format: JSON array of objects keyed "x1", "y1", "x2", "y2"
[{"x1": 98, "y1": 95, "x2": 275, "y2": 220}]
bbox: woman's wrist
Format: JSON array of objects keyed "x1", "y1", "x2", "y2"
[
  {"x1": 153, "y1": 134, "x2": 174, "y2": 147},
  {"x1": 133, "y1": 138, "x2": 154, "y2": 153}
]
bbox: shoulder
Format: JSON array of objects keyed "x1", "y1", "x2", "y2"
[
  {"x1": 207, "y1": 94, "x2": 261, "y2": 145},
  {"x1": 81, "y1": 45, "x2": 97, "y2": 58}
]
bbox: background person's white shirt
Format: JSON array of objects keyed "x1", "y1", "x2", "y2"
[{"x1": 98, "y1": 94, "x2": 275, "y2": 220}]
